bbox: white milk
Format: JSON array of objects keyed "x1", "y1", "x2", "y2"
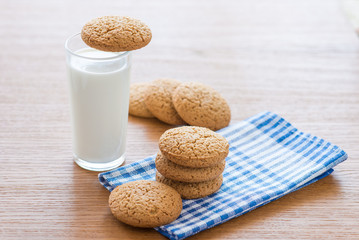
[{"x1": 67, "y1": 48, "x2": 130, "y2": 163}]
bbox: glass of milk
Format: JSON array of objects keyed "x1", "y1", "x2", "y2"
[{"x1": 65, "y1": 33, "x2": 131, "y2": 171}]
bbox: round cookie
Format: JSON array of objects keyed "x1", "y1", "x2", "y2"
[
  {"x1": 155, "y1": 151, "x2": 226, "y2": 183},
  {"x1": 129, "y1": 83, "x2": 155, "y2": 118},
  {"x1": 159, "y1": 126, "x2": 229, "y2": 168},
  {"x1": 172, "y1": 82, "x2": 231, "y2": 131},
  {"x1": 81, "y1": 16, "x2": 152, "y2": 52},
  {"x1": 156, "y1": 172, "x2": 223, "y2": 199},
  {"x1": 144, "y1": 79, "x2": 186, "y2": 125},
  {"x1": 109, "y1": 180, "x2": 182, "y2": 228}
]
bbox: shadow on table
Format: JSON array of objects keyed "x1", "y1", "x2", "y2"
[{"x1": 128, "y1": 115, "x2": 183, "y2": 141}]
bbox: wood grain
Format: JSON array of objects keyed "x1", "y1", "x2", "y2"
[{"x1": 1, "y1": 0, "x2": 359, "y2": 239}]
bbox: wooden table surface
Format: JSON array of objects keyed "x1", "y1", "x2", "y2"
[{"x1": 1, "y1": 0, "x2": 358, "y2": 239}]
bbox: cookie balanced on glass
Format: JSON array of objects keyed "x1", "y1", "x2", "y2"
[{"x1": 65, "y1": 16, "x2": 151, "y2": 171}]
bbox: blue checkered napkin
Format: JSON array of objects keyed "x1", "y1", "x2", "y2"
[{"x1": 98, "y1": 111, "x2": 347, "y2": 240}]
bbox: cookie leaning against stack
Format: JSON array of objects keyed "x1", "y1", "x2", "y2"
[
  {"x1": 173, "y1": 82, "x2": 231, "y2": 131},
  {"x1": 155, "y1": 126, "x2": 229, "y2": 199},
  {"x1": 129, "y1": 83, "x2": 155, "y2": 118},
  {"x1": 109, "y1": 180, "x2": 182, "y2": 228},
  {"x1": 144, "y1": 79, "x2": 186, "y2": 125}
]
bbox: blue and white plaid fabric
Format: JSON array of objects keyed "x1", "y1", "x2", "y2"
[{"x1": 99, "y1": 111, "x2": 347, "y2": 240}]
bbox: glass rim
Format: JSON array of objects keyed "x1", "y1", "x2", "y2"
[{"x1": 65, "y1": 33, "x2": 130, "y2": 60}]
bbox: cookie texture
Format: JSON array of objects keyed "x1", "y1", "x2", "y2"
[
  {"x1": 81, "y1": 16, "x2": 152, "y2": 52},
  {"x1": 156, "y1": 172, "x2": 223, "y2": 199},
  {"x1": 129, "y1": 83, "x2": 154, "y2": 118},
  {"x1": 159, "y1": 126, "x2": 229, "y2": 168},
  {"x1": 155, "y1": 151, "x2": 225, "y2": 183},
  {"x1": 173, "y1": 82, "x2": 231, "y2": 131},
  {"x1": 109, "y1": 180, "x2": 182, "y2": 228},
  {"x1": 144, "y1": 79, "x2": 186, "y2": 125}
]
